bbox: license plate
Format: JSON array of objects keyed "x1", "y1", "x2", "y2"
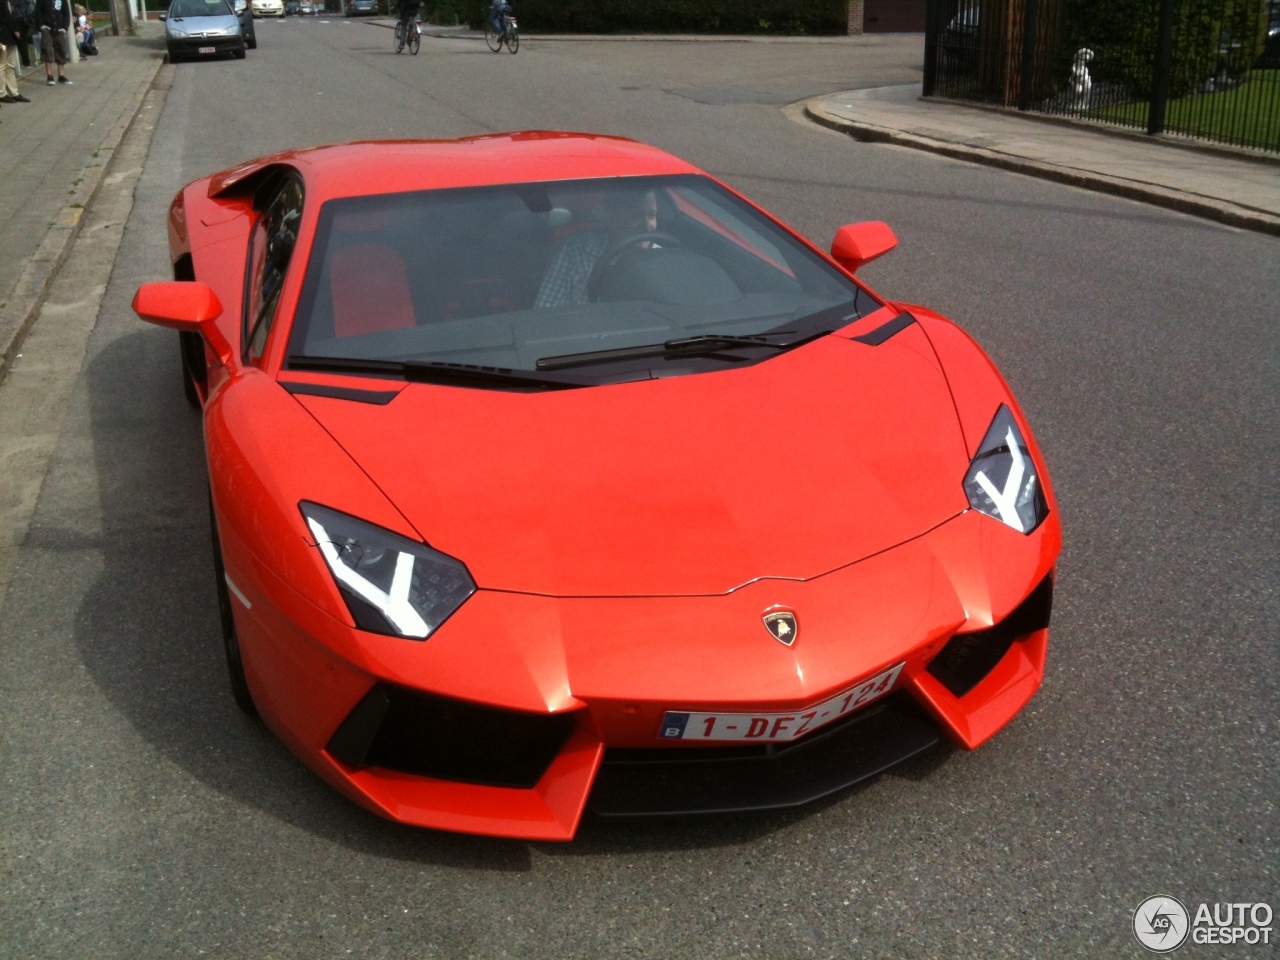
[
  {"x1": 658, "y1": 662, "x2": 904, "y2": 742},
  {"x1": 198, "y1": 45, "x2": 215, "y2": 53}
]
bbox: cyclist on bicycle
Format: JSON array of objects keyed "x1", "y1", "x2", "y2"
[
  {"x1": 397, "y1": 0, "x2": 421, "y2": 34},
  {"x1": 488, "y1": 0, "x2": 510, "y2": 34}
]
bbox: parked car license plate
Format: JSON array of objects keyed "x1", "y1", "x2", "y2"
[
  {"x1": 198, "y1": 45, "x2": 216, "y2": 53},
  {"x1": 658, "y1": 662, "x2": 904, "y2": 742}
]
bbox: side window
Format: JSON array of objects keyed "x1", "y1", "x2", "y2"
[{"x1": 246, "y1": 176, "x2": 305, "y2": 362}]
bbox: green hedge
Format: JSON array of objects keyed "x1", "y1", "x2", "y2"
[
  {"x1": 465, "y1": 0, "x2": 847, "y2": 35},
  {"x1": 1064, "y1": 0, "x2": 1268, "y2": 98}
]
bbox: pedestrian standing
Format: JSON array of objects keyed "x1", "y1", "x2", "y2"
[
  {"x1": 36, "y1": 0, "x2": 71, "y2": 85},
  {"x1": 0, "y1": 0, "x2": 32, "y2": 101}
]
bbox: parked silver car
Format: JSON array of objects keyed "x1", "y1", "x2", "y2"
[{"x1": 164, "y1": 0, "x2": 247, "y2": 61}]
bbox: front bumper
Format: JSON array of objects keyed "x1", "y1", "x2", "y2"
[
  {"x1": 169, "y1": 34, "x2": 245, "y2": 55},
  {"x1": 224, "y1": 507, "x2": 1059, "y2": 840}
]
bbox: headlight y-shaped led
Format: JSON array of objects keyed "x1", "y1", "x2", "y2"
[
  {"x1": 963, "y1": 405, "x2": 1048, "y2": 534},
  {"x1": 300, "y1": 502, "x2": 475, "y2": 639}
]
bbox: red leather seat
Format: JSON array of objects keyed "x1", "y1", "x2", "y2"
[{"x1": 329, "y1": 244, "x2": 416, "y2": 338}]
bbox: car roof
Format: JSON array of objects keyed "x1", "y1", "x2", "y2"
[{"x1": 207, "y1": 132, "x2": 702, "y2": 200}]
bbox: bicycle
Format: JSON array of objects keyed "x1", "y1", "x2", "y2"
[
  {"x1": 484, "y1": 4, "x2": 518, "y2": 53},
  {"x1": 394, "y1": 14, "x2": 421, "y2": 54}
]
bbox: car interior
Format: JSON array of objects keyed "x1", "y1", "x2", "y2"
[{"x1": 289, "y1": 175, "x2": 871, "y2": 373}]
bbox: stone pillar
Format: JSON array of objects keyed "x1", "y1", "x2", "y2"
[
  {"x1": 109, "y1": 0, "x2": 136, "y2": 36},
  {"x1": 847, "y1": 0, "x2": 864, "y2": 35}
]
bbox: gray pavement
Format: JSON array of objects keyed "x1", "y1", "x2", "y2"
[
  {"x1": 805, "y1": 83, "x2": 1280, "y2": 235},
  {"x1": 0, "y1": 22, "x2": 165, "y2": 385}
]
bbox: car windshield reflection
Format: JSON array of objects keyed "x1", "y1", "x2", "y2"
[
  {"x1": 170, "y1": 0, "x2": 235, "y2": 14},
  {"x1": 288, "y1": 174, "x2": 880, "y2": 383}
]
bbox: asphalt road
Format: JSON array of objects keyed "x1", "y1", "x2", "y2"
[{"x1": 1, "y1": 20, "x2": 1276, "y2": 959}]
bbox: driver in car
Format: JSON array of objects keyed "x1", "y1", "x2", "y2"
[{"x1": 535, "y1": 188, "x2": 659, "y2": 308}]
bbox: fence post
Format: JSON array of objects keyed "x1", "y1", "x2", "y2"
[
  {"x1": 923, "y1": 0, "x2": 940, "y2": 96},
  {"x1": 1148, "y1": 0, "x2": 1177, "y2": 134},
  {"x1": 1017, "y1": 0, "x2": 1041, "y2": 109}
]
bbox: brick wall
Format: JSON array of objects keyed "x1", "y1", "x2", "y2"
[{"x1": 847, "y1": 0, "x2": 864, "y2": 34}]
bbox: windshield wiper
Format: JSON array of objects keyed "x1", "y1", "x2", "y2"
[
  {"x1": 287, "y1": 355, "x2": 585, "y2": 391},
  {"x1": 535, "y1": 331, "x2": 827, "y2": 371}
]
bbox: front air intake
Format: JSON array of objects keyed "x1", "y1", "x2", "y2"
[
  {"x1": 927, "y1": 574, "x2": 1054, "y2": 697},
  {"x1": 326, "y1": 684, "x2": 575, "y2": 788}
]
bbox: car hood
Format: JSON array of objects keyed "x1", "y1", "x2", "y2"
[
  {"x1": 168, "y1": 14, "x2": 240, "y2": 31},
  {"x1": 296, "y1": 326, "x2": 971, "y2": 597}
]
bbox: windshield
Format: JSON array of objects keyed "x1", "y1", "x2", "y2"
[
  {"x1": 169, "y1": 0, "x2": 234, "y2": 15},
  {"x1": 287, "y1": 174, "x2": 879, "y2": 384}
]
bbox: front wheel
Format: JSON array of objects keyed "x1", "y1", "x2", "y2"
[
  {"x1": 394, "y1": 20, "x2": 405, "y2": 52},
  {"x1": 210, "y1": 493, "x2": 258, "y2": 717},
  {"x1": 408, "y1": 23, "x2": 420, "y2": 54},
  {"x1": 506, "y1": 24, "x2": 517, "y2": 52},
  {"x1": 484, "y1": 20, "x2": 501, "y2": 51}
]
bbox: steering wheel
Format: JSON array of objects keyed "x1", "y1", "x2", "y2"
[{"x1": 588, "y1": 232, "x2": 684, "y2": 301}]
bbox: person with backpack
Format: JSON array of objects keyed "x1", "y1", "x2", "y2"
[
  {"x1": 0, "y1": 0, "x2": 33, "y2": 100},
  {"x1": 36, "y1": 0, "x2": 72, "y2": 84}
]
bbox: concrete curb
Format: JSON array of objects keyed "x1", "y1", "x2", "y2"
[
  {"x1": 803, "y1": 101, "x2": 1280, "y2": 238},
  {"x1": 0, "y1": 51, "x2": 166, "y2": 387},
  {"x1": 921, "y1": 94, "x2": 1280, "y2": 170}
]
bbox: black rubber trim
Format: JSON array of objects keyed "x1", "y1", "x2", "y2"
[
  {"x1": 327, "y1": 685, "x2": 391, "y2": 768},
  {"x1": 282, "y1": 381, "x2": 400, "y2": 405},
  {"x1": 851, "y1": 310, "x2": 915, "y2": 346},
  {"x1": 325, "y1": 682, "x2": 576, "y2": 788},
  {"x1": 927, "y1": 574, "x2": 1054, "y2": 697},
  {"x1": 587, "y1": 694, "x2": 940, "y2": 817}
]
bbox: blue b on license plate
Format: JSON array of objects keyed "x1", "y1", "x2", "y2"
[{"x1": 658, "y1": 662, "x2": 904, "y2": 742}]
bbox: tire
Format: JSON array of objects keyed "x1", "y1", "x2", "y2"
[
  {"x1": 394, "y1": 20, "x2": 404, "y2": 52},
  {"x1": 484, "y1": 20, "x2": 501, "y2": 52},
  {"x1": 506, "y1": 25, "x2": 517, "y2": 53},
  {"x1": 209, "y1": 493, "x2": 258, "y2": 717},
  {"x1": 245, "y1": 27, "x2": 257, "y2": 48},
  {"x1": 233, "y1": 46, "x2": 246, "y2": 58},
  {"x1": 178, "y1": 330, "x2": 205, "y2": 408},
  {"x1": 408, "y1": 24, "x2": 419, "y2": 54},
  {"x1": 167, "y1": 43, "x2": 183, "y2": 63}
]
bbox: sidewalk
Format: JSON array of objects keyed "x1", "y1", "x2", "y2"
[
  {"x1": 805, "y1": 84, "x2": 1280, "y2": 236},
  {"x1": 0, "y1": 22, "x2": 165, "y2": 384}
]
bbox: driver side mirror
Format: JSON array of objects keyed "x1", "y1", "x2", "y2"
[
  {"x1": 132, "y1": 281, "x2": 234, "y2": 365},
  {"x1": 830, "y1": 221, "x2": 897, "y2": 273}
]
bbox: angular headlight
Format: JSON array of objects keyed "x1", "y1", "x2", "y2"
[
  {"x1": 300, "y1": 502, "x2": 475, "y2": 639},
  {"x1": 963, "y1": 406, "x2": 1048, "y2": 534}
]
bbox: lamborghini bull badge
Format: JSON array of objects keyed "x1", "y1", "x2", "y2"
[{"x1": 763, "y1": 611, "x2": 798, "y2": 646}]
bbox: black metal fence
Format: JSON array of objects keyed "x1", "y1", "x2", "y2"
[{"x1": 924, "y1": 0, "x2": 1280, "y2": 154}]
